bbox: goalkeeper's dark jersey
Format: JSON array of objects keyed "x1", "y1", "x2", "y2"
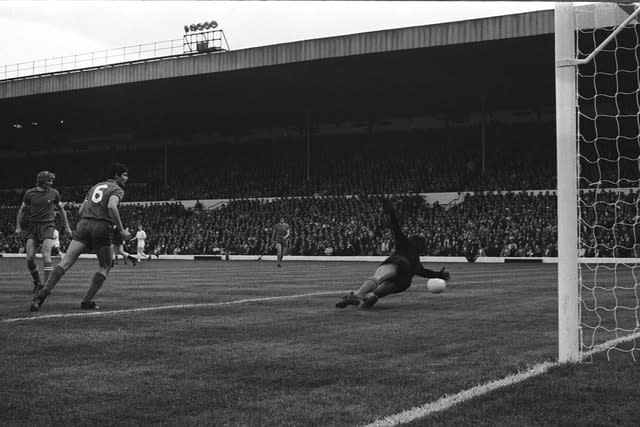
[{"x1": 385, "y1": 206, "x2": 442, "y2": 279}]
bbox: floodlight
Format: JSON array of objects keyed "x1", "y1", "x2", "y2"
[
  {"x1": 209, "y1": 20, "x2": 218, "y2": 29},
  {"x1": 184, "y1": 25, "x2": 190, "y2": 33},
  {"x1": 190, "y1": 24, "x2": 197, "y2": 32},
  {"x1": 196, "y1": 22, "x2": 204, "y2": 31}
]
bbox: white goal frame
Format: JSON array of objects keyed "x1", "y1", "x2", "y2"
[{"x1": 555, "y1": 2, "x2": 640, "y2": 362}]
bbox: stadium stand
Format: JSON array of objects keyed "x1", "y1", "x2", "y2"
[
  {"x1": 0, "y1": 123, "x2": 556, "y2": 205},
  {"x1": 0, "y1": 192, "x2": 565, "y2": 257}
]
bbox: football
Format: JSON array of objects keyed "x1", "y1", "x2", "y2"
[{"x1": 427, "y1": 278, "x2": 447, "y2": 294}]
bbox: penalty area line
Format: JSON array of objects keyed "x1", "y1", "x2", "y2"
[{"x1": 2, "y1": 291, "x2": 345, "y2": 323}]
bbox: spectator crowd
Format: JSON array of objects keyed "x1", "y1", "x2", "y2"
[{"x1": 2, "y1": 190, "x2": 634, "y2": 259}]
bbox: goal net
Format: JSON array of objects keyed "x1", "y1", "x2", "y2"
[{"x1": 557, "y1": 3, "x2": 640, "y2": 362}]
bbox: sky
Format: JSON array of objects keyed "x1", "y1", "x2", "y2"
[{"x1": 0, "y1": 1, "x2": 556, "y2": 67}]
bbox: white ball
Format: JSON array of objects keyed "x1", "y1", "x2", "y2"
[{"x1": 426, "y1": 278, "x2": 446, "y2": 294}]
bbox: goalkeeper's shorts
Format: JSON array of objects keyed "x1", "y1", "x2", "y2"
[{"x1": 379, "y1": 255, "x2": 412, "y2": 293}]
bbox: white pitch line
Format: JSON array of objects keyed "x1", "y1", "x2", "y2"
[
  {"x1": 364, "y1": 361, "x2": 557, "y2": 427},
  {"x1": 2, "y1": 291, "x2": 345, "y2": 323},
  {"x1": 364, "y1": 331, "x2": 640, "y2": 427}
]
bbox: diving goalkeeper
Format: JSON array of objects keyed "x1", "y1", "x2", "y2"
[{"x1": 336, "y1": 198, "x2": 450, "y2": 310}]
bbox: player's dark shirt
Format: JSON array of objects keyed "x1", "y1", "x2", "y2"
[
  {"x1": 387, "y1": 206, "x2": 441, "y2": 279},
  {"x1": 21, "y1": 187, "x2": 60, "y2": 223},
  {"x1": 82, "y1": 179, "x2": 124, "y2": 223},
  {"x1": 273, "y1": 223, "x2": 290, "y2": 241}
]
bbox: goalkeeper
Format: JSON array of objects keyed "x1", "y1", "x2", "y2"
[{"x1": 336, "y1": 198, "x2": 450, "y2": 310}]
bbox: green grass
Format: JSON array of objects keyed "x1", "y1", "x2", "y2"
[{"x1": 0, "y1": 259, "x2": 638, "y2": 426}]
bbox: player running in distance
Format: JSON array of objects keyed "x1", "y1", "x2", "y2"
[
  {"x1": 111, "y1": 225, "x2": 138, "y2": 267},
  {"x1": 272, "y1": 217, "x2": 290, "y2": 267},
  {"x1": 131, "y1": 224, "x2": 151, "y2": 262},
  {"x1": 336, "y1": 198, "x2": 450, "y2": 310},
  {"x1": 30, "y1": 163, "x2": 131, "y2": 312},
  {"x1": 15, "y1": 171, "x2": 72, "y2": 293}
]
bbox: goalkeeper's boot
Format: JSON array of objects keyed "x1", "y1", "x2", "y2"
[
  {"x1": 359, "y1": 295, "x2": 379, "y2": 310},
  {"x1": 80, "y1": 301, "x2": 99, "y2": 310},
  {"x1": 335, "y1": 291, "x2": 361, "y2": 308},
  {"x1": 29, "y1": 291, "x2": 49, "y2": 312}
]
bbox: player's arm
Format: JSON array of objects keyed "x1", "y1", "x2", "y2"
[
  {"x1": 14, "y1": 203, "x2": 26, "y2": 234},
  {"x1": 78, "y1": 199, "x2": 88, "y2": 218},
  {"x1": 383, "y1": 199, "x2": 407, "y2": 243},
  {"x1": 55, "y1": 203, "x2": 73, "y2": 236},
  {"x1": 416, "y1": 265, "x2": 450, "y2": 280},
  {"x1": 107, "y1": 196, "x2": 130, "y2": 240}
]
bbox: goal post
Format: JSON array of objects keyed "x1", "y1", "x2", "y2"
[
  {"x1": 555, "y1": 2, "x2": 580, "y2": 363},
  {"x1": 555, "y1": 2, "x2": 640, "y2": 362}
]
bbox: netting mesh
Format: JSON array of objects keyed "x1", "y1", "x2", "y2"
[{"x1": 576, "y1": 4, "x2": 640, "y2": 361}]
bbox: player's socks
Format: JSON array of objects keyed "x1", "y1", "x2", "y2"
[
  {"x1": 27, "y1": 259, "x2": 41, "y2": 287},
  {"x1": 355, "y1": 277, "x2": 379, "y2": 298},
  {"x1": 43, "y1": 261, "x2": 53, "y2": 284},
  {"x1": 42, "y1": 265, "x2": 66, "y2": 294},
  {"x1": 82, "y1": 272, "x2": 107, "y2": 303}
]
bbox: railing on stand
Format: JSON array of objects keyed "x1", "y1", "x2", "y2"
[{"x1": 1, "y1": 31, "x2": 229, "y2": 81}]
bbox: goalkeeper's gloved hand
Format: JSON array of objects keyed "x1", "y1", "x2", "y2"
[{"x1": 437, "y1": 267, "x2": 450, "y2": 281}]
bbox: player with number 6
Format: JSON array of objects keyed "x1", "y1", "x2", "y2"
[{"x1": 30, "y1": 163, "x2": 132, "y2": 312}]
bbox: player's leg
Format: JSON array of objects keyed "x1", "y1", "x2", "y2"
[
  {"x1": 139, "y1": 244, "x2": 150, "y2": 261},
  {"x1": 81, "y1": 245, "x2": 112, "y2": 309},
  {"x1": 276, "y1": 242, "x2": 283, "y2": 266},
  {"x1": 25, "y1": 238, "x2": 42, "y2": 292},
  {"x1": 112, "y1": 244, "x2": 125, "y2": 266},
  {"x1": 30, "y1": 239, "x2": 86, "y2": 311},
  {"x1": 355, "y1": 264, "x2": 398, "y2": 297},
  {"x1": 359, "y1": 279, "x2": 408, "y2": 310},
  {"x1": 117, "y1": 244, "x2": 138, "y2": 266},
  {"x1": 336, "y1": 263, "x2": 398, "y2": 308},
  {"x1": 41, "y1": 238, "x2": 54, "y2": 286}
]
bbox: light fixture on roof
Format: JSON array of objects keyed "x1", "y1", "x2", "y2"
[
  {"x1": 184, "y1": 20, "x2": 218, "y2": 33},
  {"x1": 183, "y1": 20, "x2": 227, "y2": 53}
]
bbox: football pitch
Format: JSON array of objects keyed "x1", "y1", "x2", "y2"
[{"x1": 1, "y1": 259, "x2": 639, "y2": 426}]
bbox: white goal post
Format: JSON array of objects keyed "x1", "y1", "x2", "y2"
[{"x1": 555, "y1": 2, "x2": 640, "y2": 362}]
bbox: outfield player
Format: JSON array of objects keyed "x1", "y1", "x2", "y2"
[
  {"x1": 30, "y1": 163, "x2": 131, "y2": 312},
  {"x1": 51, "y1": 229, "x2": 64, "y2": 258},
  {"x1": 15, "y1": 171, "x2": 72, "y2": 293},
  {"x1": 336, "y1": 199, "x2": 451, "y2": 310},
  {"x1": 111, "y1": 225, "x2": 138, "y2": 267},
  {"x1": 272, "y1": 217, "x2": 290, "y2": 267},
  {"x1": 131, "y1": 224, "x2": 151, "y2": 262}
]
